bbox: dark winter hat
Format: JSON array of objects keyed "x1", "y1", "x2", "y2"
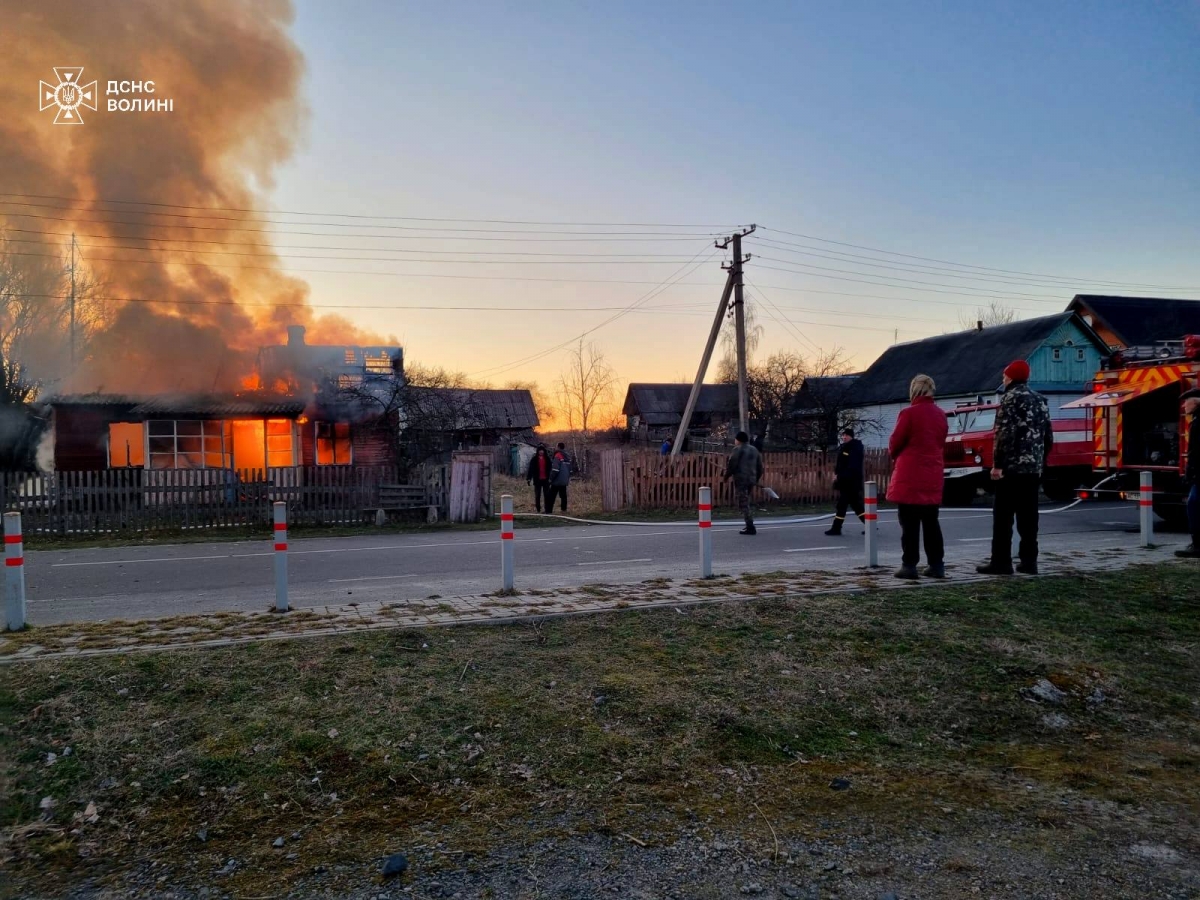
[
  {"x1": 1003, "y1": 360, "x2": 1031, "y2": 382},
  {"x1": 735, "y1": 431, "x2": 750, "y2": 443},
  {"x1": 841, "y1": 427, "x2": 854, "y2": 437}
]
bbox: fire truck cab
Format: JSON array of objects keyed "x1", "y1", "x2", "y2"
[{"x1": 1062, "y1": 336, "x2": 1200, "y2": 525}]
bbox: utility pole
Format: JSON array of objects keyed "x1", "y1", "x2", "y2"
[
  {"x1": 670, "y1": 225, "x2": 756, "y2": 457},
  {"x1": 69, "y1": 232, "x2": 77, "y2": 367}
]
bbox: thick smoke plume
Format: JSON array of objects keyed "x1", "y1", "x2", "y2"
[{"x1": 0, "y1": 0, "x2": 388, "y2": 396}]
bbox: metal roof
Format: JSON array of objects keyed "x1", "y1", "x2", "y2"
[
  {"x1": 1068, "y1": 295, "x2": 1200, "y2": 348},
  {"x1": 50, "y1": 393, "x2": 306, "y2": 417},
  {"x1": 622, "y1": 383, "x2": 738, "y2": 425}
]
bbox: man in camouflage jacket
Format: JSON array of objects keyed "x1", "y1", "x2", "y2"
[{"x1": 977, "y1": 360, "x2": 1053, "y2": 575}]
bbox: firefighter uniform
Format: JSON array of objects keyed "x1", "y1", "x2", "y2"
[
  {"x1": 825, "y1": 433, "x2": 865, "y2": 536},
  {"x1": 979, "y1": 372, "x2": 1053, "y2": 575},
  {"x1": 1177, "y1": 389, "x2": 1200, "y2": 557}
]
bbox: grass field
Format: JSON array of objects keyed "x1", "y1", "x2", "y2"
[{"x1": 2, "y1": 565, "x2": 1197, "y2": 897}]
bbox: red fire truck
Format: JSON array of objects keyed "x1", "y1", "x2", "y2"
[
  {"x1": 1061, "y1": 337, "x2": 1200, "y2": 525},
  {"x1": 942, "y1": 402, "x2": 1093, "y2": 506}
]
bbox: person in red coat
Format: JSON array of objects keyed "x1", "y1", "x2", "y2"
[{"x1": 886, "y1": 374, "x2": 949, "y2": 579}]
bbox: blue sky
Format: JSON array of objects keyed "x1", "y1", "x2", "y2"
[{"x1": 272, "y1": 0, "x2": 1200, "y2": 392}]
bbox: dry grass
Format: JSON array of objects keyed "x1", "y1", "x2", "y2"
[{"x1": 1, "y1": 565, "x2": 1198, "y2": 897}]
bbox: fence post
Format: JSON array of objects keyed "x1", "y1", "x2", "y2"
[
  {"x1": 500, "y1": 494, "x2": 515, "y2": 590},
  {"x1": 864, "y1": 481, "x2": 879, "y2": 567},
  {"x1": 273, "y1": 501, "x2": 289, "y2": 612},
  {"x1": 698, "y1": 486, "x2": 713, "y2": 578},
  {"x1": 4, "y1": 512, "x2": 26, "y2": 631},
  {"x1": 1139, "y1": 471, "x2": 1154, "y2": 548}
]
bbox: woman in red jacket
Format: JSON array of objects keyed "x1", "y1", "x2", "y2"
[{"x1": 886, "y1": 374, "x2": 948, "y2": 579}]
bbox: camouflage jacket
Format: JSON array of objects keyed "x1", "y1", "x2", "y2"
[{"x1": 993, "y1": 382, "x2": 1053, "y2": 475}]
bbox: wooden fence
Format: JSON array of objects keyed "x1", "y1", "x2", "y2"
[
  {"x1": 0, "y1": 466, "x2": 447, "y2": 535},
  {"x1": 606, "y1": 449, "x2": 893, "y2": 510}
]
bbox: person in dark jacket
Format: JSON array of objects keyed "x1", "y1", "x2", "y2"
[
  {"x1": 887, "y1": 374, "x2": 949, "y2": 579},
  {"x1": 547, "y1": 442, "x2": 571, "y2": 512},
  {"x1": 825, "y1": 427, "x2": 865, "y2": 536},
  {"x1": 725, "y1": 430, "x2": 765, "y2": 535},
  {"x1": 525, "y1": 444, "x2": 552, "y2": 513},
  {"x1": 1175, "y1": 389, "x2": 1200, "y2": 558},
  {"x1": 977, "y1": 360, "x2": 1054, "y2": 575}
]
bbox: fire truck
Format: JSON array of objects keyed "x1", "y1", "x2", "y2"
[
  {"x1": 942, "y1": 402, "x2": 1093, "y2": 506},
  {"x1": 1060, "y1": 336, "x2": 1200, "y2": 525}
]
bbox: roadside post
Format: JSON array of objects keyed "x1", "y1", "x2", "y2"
[
  {"x1": 4, "y1": 512, "x2": 25, "y2": 631},
  {"x1": 864, "y1": 481, "x2": 879, "y2": 567},
  {"x1": 500, "y1": 494, "x2": 515, "y2": 590},
  {"x1": 1139, "y1": 471, "x2": 1154, "y2": 548},
  {"x1": 698, "y1": 486, "x2": 713, "y2": 578},
  {"x1": 273, "y1": 501, "x2": 289, "y2": 612}
]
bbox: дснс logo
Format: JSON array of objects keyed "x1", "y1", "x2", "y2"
[{"x1": 39, "y1": 67, "x2": 97, "y2": 124}]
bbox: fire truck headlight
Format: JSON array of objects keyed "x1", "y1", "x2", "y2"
[{"x1": 973, "y1": 454, "x2": 982, "y2": 464}]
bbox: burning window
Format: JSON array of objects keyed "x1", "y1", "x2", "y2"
[
  {"x1": 315, "y1": 421, "x2": 352, "y2": 465},
  {"x1": 364, "y1": 351, "x2": 393, "y2": 375},
  {"x1": 266, "y1": 419, "x2": 296, "y2": 467},
  {"x1": 108, "y1": 423, "x2": 145, "y2": 467},
  {"x1": 337, "y1": 374, "x2": 363, "y2": 389},
  {"x1": 146, "y1": 420, "x2": 230, "y2": 469}
]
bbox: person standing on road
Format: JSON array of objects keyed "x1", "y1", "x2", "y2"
[
  {"x1": 887, "y1": 374, "x2": 948, "y2": 579},
  {"x1": 825, "y1": 426, "x2": 866, "y2": 536},
  {"x1": 526, "y1": 444, "x2": 552, "y2": 514},
  {"x1": 547, "y1": 442, "x2": 572, "y2": 512},
  {"x1": 976, "y1": 360, "x2": 1054, "y2": 575},
  {"x1": 1175, "y1": 389, "x2": 1200, "y2": 558},
  {"x1": 725, "y1": 430, "x2": 765, "y2": 535}
]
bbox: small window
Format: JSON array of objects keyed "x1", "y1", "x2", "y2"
[
  {"x1": 266, "y1": 419, "x2": 296, "y2": 467},
  {"x1": 315, "y1": 422, "x2": 352, "y2": 466},
  {"x1": 1077, "y1": 348, "x2": 1086, "y2": 361},
  {"x1": 1052, "y1": 348, "x2": 1062, "y2": 361},
  {"x1": 108, "y1": 423, "x2": 145, "y2": 467}
]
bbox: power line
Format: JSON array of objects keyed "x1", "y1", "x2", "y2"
[
  {"x1": 0, "y1": 193, "x2": 746, "y2": 229},
  {"x1": 759, "y1": 226, "x2": 1200, "y2": 292},
  {"x1": 754, "y1": 261, "x2": 1067, "y2": 303}
]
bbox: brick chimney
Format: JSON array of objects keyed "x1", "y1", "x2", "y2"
[{"x1": 287, "y1": 325, "x2": 307, "y2": 347}]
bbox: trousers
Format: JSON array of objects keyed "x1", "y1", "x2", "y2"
[
  {"x1": 1188, "y1": 484, "x2": 1199, "y2": 542},
  {"x1": 990, "y1": 472, "x2": 1040, "y2": 566},
  {"x1": 834, "y1": 487, "x2": 865, "y2": 524},
  {"x1": 546, "y1": 484, "x2": 568, "y2": 512},
  {"x1": 735, "y1": 485, "x2": 753, "y2": 527},
  {"x1": 897, "y1": 504, "x2": 944, "y2": 567},
  {"x1": 531, "y1": 481, "x2": 551, "y2": 512}
]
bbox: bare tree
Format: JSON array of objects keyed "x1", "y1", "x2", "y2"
[
  {"x1": 958, "y1": 301, "x2": 1017, "y2": 331},
  {"x1": 746, "y1": 350, "x2": 807, "y2": 442},
  {"x1": 555, "y1": 340, "x2": 618, "y2": 435},
  {"x1": 716, "y1": 299, "x2": 764, "y2": 384}
]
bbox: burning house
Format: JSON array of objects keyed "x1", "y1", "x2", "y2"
[{"x1": 44, "y1": 327, "x2": 405, "y2": 473}]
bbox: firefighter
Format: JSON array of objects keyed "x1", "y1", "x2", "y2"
[
  {"x1": 825, "y1": 426, "x2": 865, "y2": 536},
  {"x1": 1175, "y1": 388, "x2": 1200, "y2": 558},
  {"x1": 976, "y1": 360, "x2": 1053, "y2": 575}
]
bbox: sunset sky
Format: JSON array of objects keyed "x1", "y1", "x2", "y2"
[{"x1": 3, "y1": 0, "x2": 1199, "y2": 410}]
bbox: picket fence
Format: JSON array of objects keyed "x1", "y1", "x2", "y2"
[
  {"x1": 608, "y1": 449, "x2": 893, "y2": 510},
  {"x1": 0, "y1": 466, "x2": 449, "y2": 535}
]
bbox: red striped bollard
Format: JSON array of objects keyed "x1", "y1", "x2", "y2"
[
  {"x1": 864, "y1": 481, "x2": 879, "y2": 567},
  {"x1": 273, "y1": 501, "x2": 289, "y2": 612},
  {"x1": 4, "y1": 511, "x2": 25, "y2": 631},
  {"x1": 500, "y1": 494, "x2": 514, "y2": 590},
  {"x1": 698, "y1": 486, "x2": 713, "y2": 578},
  {"x1": 1139, "y1": 471, "x2": 1153, "y2": 548}
]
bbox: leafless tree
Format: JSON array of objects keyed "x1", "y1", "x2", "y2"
[
  {"x1": 715, "y1": 300, "x2": 764, "y2": 384},
  {"x1": 555, "y1": 340, "x2": 618, "y2": 435},
  {"x1": 957, "y1": 301, "x2": 1017, "y2": 331}
]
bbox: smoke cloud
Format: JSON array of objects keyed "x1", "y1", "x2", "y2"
[{"x1": 0, "y1": 0, "x2": 389, "y2": 395}]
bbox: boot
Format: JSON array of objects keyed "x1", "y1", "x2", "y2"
[
  {"x1": 740, "y1": 525, "x2": 757, "y2": 535},
  {"x1": 1015, "y1": 561, "x2": 1039, "y2": 575},
  {"x1": 1175, "y1": 544, "x2": 1200, "y2": 558},
  {"x1": 976, "y1": 559, "x2": 1014, "y2": 575},
  {"x1": 894, "y1": 565, "x2": 919, "y2": 580},
  {"x1": 921, "y1": 564, "x2": 946, "y2": 579},
  {"x1": 824, "y1": 518, "x2": 843, "y2": 536}
]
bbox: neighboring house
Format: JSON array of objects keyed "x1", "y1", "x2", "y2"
[
  {"x1": 844, "y1": 313, "x2": 1109, "y2": 450},
  {"x1": 1067, "y1": 295, "x2": 1200, "y2": 350},
  {"x1": 403, "y1": 387, "x2": 540, "y2": 448},
  {"x1": 792, "y1": 374, "x2": 862, "y2": 449},
  {"x1": 622, "y1": 383, "x2": 739, "y2": 444},
  {"x1": 46, "y1": 392, "x2": 396, "y2": 472}
]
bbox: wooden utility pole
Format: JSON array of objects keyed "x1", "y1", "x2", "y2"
[
  {"x1": 670, "y1": 225, "x2": 756, "y2": 457},
  {"x1": 69, "y1": 232, "x2": 77, "y2": 366}
]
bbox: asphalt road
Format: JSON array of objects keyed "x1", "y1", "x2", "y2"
[{"x1": 21, "y1": 501, "x2": 1175, "y2": 627}]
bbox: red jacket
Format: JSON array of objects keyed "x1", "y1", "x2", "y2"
[{"x1": 886, "y1": 396, "x2": 948, "y2": 506}]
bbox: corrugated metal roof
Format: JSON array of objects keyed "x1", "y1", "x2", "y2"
[
  {"x1": 49, "y1": 393, "x2": 305, "y2": 417},
  {"x1": 622, "y1": 384, "x2": 738, "y2": 424},
  {"x1": 406, "y1": 388, "x2": 539, "y2": 430}
]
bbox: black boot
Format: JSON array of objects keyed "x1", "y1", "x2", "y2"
[
  {"x1": 894, "y1": 565, "x2": 919, "y2": 580},
  {"x1": 976, "y1": 559, "x2": 1014, "y2": 575},
  {"x1": 824, "y1": 519, "x2": 843, "y2": 536},
  {"x1": 740, "y1": 520, "x2": 757, "y2": 535}
]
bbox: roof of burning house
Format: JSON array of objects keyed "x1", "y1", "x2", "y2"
[{"x1": 50, "y1": 393, "x2": 306, "y2": 417}]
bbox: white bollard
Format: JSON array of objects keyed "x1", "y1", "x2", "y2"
[
  {"x1": 4, "y1": 512, "x2": 26, "y2": 631},
  {"x1": 500, "y1": 494, "x2": 514, "y2": 590},
  {"x1": 864, "y1": 482, "x2": 879, "y2": 567},
  {"x1": 698, "y1": 486, "x2": 713, "y2": 578},
  {"x1": 1139, "y1": 471, "x2": 1154, "y2": 548},
  {"x1": 273, "y1": 501, "x2": 289, "y2": 612}
]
